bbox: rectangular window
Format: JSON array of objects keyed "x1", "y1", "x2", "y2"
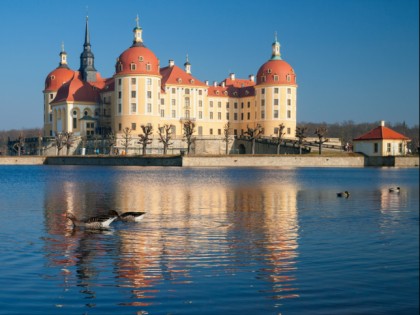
[
  {"x1": 262, "y1": 88, "x2": 265, "y2": 94},
  {"x1": 218, "y1": 112, "x2": 221, "y2": 120},
  {"x1": 374, "y1": 143, "x2": 379, "y2": 153},
  {"x1": 287, "y1": 128, "x2": 291, "y2": 135},
  {"x1": 131, "y1": 103, "x2": 137, "y2": 113},
  {"x1": 50, "y1": 93, "x2": 54, "y2": 100},
  {"x1": 147, "y1": 78, "x2": 152, "y2": 85},
  {"x1": 73, "y1": 117, "x2": 77, "y2": 129},
  {"x1": 131, "y1": 91, "x2": 136, "y2": 98},
  {"x1": 49, "y1": 113, "x2": 52, "y2": 122},
  {"x1": 287, "y1": 99, "x2": 292, "y2": 106},
  {"x1": 287, "y1": 110, "x2": 291, "y2": 118},
  {"x1": 226, "y1": 102, "x2": 230, "y2": 108},
  {"x1": 161, "y1": 98, "x2": 165, "y2": 105},
  {"x1": 172, "y1": 88, "x2": 176, "y2": 93},
  {"x1": 147, "y1": 91, "x2": 152, "y2": 99},
  {"x1": 274, "y1": 110, "x2": 279, "y2": 118},
  {"x1": 199, "y1": 111, "x2": 203, "y2": 119},
  {"x1": 172, "y1": 99, "x2": 176, "y2": 106},
  {"x1": 261, "y1": 99, "x2": 265, "y2": 107},
  {"x1": 234, "y1": 102, "x2": 238, "y2": 109},
  {"x1": 199, "y1": 90, "x2": 202, "y2": 95},
  {"x1": 198, "y1": 126, "x2": 203, "y2": 135},
  {"x1": 247, "y1": 102, "x2": 250, "y2": 108},
  {"x1": 118, "y1": 103, "x2": 122, "y2": 113},
  {"x1": 218, "y1": 129, "x2": 221, "y2": 135},
  {"x1": 234, "y1": 113, "x2": 238, "y2": 120},
  {"x1": 287, "y1": 88, "x2": 291, "y2": 94},
  {"x1": 172, "y1": 110, "x2": 176, "y2": 118},
  {"x1": 118, "y1": 91, "x2": 122, "y2": 99},
  {"x1": 387, "y1": 143, "x2": 391, "y2": 153},
  {"x1": 210, "y1": 112, "x2": 214, "y2": 119},
  {"x1": 147, "y1": 103, "x2": 152, "y2": 113},
  {"x1": 241, "y1": 113, "x2": 244, "y2": 120},
  {"x1": 160, "y1": 109, "x2": 165, "y2": 117},
  {"x1": 131, "y1": 123, "x2": 136, "y2": 130},
  {"x1": 118, "y1": 123, "x2": 122, "y2": 131},
  {"x1": 274, "y1": 88, "x2": 279, "y2": 94},
  {"x1": 274, "y1": 99, "x2": 279, "y2": 106},
  {"x1": 241, "y1": 102, "x2": 244, "y2": 109},
  {"x1": 199, "y1": 100, "x2": 203, "y2": 107},
  {"x1": 261, "y1": 110, "x2": 265, "y2": 119},
  {"x1": 247, "y1": 112, "x2": 250, "y2": 120},
  {"x1": 234, "y1": 129, "x2": 237, "y2": 136},
  {"x1": 218, "y1": 102, "x2": 221, "y2": 108},
  {"x1": 399, "y1": 143, "x2": 403, "y2": 153},
  {"x1": 226, "y1": 113, "x2": 229, "y2": 120},
  {"x1": 131, "y1": 78, "x2": 136, "y2": 84},
  {"x1": 210, "y1": 101, "x2": 214, "y2": 108},
  {"x1": 209, "y1": 128, "x2": 213, "y2": 135}
]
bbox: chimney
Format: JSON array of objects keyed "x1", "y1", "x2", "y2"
[
  {"x1": 249, "y1": 74, "x2": 255, "y2": 82},
  {"x1": 213, "y1": 81, "x2": 218, "y2": 87},
  {"x1": 169, "y1": 59, "x2": 174, "y2": 67},
  {"x1": 229, "y1": 73, "x2": 235, "y2": 80},
  {"x1": 205, "y1": 80, "x2": 209, "y2": 86},
  {"x1": 380, "y1": 120, "x2": 385, "y2": 127},
  {"x1": 221, "y1": 82, "x2": 225, "y2": 87}
]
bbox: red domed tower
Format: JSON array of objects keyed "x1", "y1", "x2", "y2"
[
  {"x1": 254, "y1": 33, "x2": 297, "y2": 139},
  {"x1": 43, "y1": 43, "x2": 75, "y2": 136},
  {"x1": 112, "y1": 16, "x2": 162, "y2": 134}
]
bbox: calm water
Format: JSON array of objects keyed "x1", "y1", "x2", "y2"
[{"x1": 0, "y1": 166, "x2": 418, "y2": 315}]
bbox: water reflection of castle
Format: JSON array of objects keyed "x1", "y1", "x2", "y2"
[{"x1": 43, "y1": 171, "x2": 300, "y2": 305}]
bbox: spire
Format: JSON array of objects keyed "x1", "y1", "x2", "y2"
[
  {"x1": 132, "y1": 14, "x2": 144, "y2": 47},
  {"x1": 271, "y1": 31, "x2": 282, "y2": 60},
  {"x1": 79, "y1": 15, "x2": 97, "y2": 82},
  {"x1": 59, "y1": 41, "x2": 69, "y2": 69},
  {"x1": 184, "y1": 54, "x2": 191, "y2": 74}
]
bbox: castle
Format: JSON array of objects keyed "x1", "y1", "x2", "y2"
[{"x1": 43, "y1": 17, "x2": 297, "y2": 151}]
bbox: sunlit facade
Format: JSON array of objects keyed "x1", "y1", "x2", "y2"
[{"x1": 43, "y1": 17, "x2": 298, "y2": 141}]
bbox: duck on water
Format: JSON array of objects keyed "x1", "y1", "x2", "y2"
[
  {"x1": 337, "y1": 191, "x2": 350, "y2": 198},
  {"x1": 114, "y1": 210, "x2": 146, "y2": 222},
  {"x1": 66, "y1": 210, "x2": 119, "y2": 230}
]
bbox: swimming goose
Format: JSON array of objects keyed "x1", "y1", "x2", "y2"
[
  {"x1": 66, "y1": 210, "x2": 119, "y2": 229},
  {"x1": 337, "y1": 191, "x2": 350, "y2": 198},
  {"x1": 389, "y1": 187, "x2": 400, "y2": 193},
  {"x1": 114, "y1": 210, "x2": 146, "y2": 222}
]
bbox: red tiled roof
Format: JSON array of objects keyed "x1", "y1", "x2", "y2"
[
  {"x1": 116, "y1": 46, "x2": 160, "y2": 76},
  {"x1": 51, "y1": 72, "x2": 101, "y2": 104},
  {"x1": 160, "y1": 65, "x2": 206, "y2": 87},
  {"x1": 353, "y1": 125, "x2": 410, "y2": 141},
  {"x1": 256, "y1": 59, "x2": 297, "y2": 85},
  {"x1": 44, "y1": 67, "x2": 75, "y2": 92}
]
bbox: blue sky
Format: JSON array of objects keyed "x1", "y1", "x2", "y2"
[{"x1": 0, "y1": 0, "x2": 418, "y2": 130}]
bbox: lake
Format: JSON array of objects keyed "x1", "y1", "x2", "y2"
[{"x1": 0, "y1": 166, "x2": 418, "y2": 315}]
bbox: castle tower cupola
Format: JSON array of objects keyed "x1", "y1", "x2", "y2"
[
  {"x1": 59, "y1": 42, "x2": 69, "y2": 69},
  {"x1": 132, "y1": 15, "x2": 144, "y2": 47},
  {"x1": 271, "y1": 31, "x2": 282, "y2": 60},
  {"x1": 79, "y1": 16, "x2": 97, "y2": 82},
  {"x1": 184, "y1": 54, "x2": 191, "y2": 74}
]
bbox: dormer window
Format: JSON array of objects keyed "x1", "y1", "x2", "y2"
[
  {"x1": 267, "y1": 69, "x2": 272, "y2": 74},
  {"x1": 287, "y1": 75, "x2": 291, "y2": 82},
  {"x1": 146, "y1": 63, "x2": 151, "y2": 71},
  {"x1": 273, "y1": 75, "x2": 279, "y2": 81},
  {"x1": 118, "y1": 63, "x2": 123, "y2": 72},
  {"x1": 130, "y1": 63, "x2": 136, "y2": 71},
  {"x1": 261, "y1": 76, "x2": 266, "y2": 82}
]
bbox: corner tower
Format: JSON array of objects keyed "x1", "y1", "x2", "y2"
[{"x1": 79, "y1": 16, "x2": 97, "y2": 82}]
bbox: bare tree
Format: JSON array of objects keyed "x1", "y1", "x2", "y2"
[
  {"x1": 121, "y1": 127, "x2": 132, "y2": 155},
  {"x1": 245, "y1": 124, "x2": 263, "y2": 154},
  {"x1": 158, "y1": 124, "x2": 174, "y2": 155},
  {"x1": 106, "y1": 131, "x2": 116, "y2": 155},
  {"x1": 138, "y1": 125, "x2": 153, "y2": 155},
  {"x1": 272, "y1": 123, "x2": 286, "y2": 154},
  {"x1": 183, "y1": 120, "x2": 196, "y2": 154},
  {"x1": 295, "y1": 126, "x2": 308, "y2": 154},
  {"x1": 314, "y1": 127, "x2": 328, "y2": 155},
  {"x1": 222, "y1": 122, "x2": 232, "y2": 155},
  {"x1": 54, "y1": 132, "x2": 65, "y2": 156},
  {"x1": 63, "y1": 132, "x2": 74, "y2": 155},
  {"x1": 13, "y1": 133, "x2": 25, "y2": 156}
]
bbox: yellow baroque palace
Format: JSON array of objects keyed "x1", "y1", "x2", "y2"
[{"x1": 43, "y1": 17, "x2": 297, "y2": 142}]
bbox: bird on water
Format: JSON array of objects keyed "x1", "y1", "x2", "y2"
[
  {"x1": 113, "y1": 210, "x2": 146, "y2": 222},
  {"x1": 389, "y1": 187, "x2": 400, "y2": 193},
  {"x1": 66, "y1": 210, "x2": 119, "y2": 229},
  {"x1": 337, "y1": 191, "x2": 350, "y2": 198}
]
